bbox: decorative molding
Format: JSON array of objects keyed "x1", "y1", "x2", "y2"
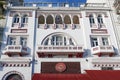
[
  {"x1": 1, "y1": 62, "x2": 30, "y2": 67},
  {"x1": 11, "y1": 29, "x2": 27, "y2": 33},
  {"x1": 91, "y1": 29, "x2": 108, "y2": 34},
  {"x1": 86, "y1": 12, "x2": 108, "y2": 17},
  {"x1": 93, "y1": 63, "x2": 120, "y2": 68},
  {"x1": 10, "y1": 11, "x2": 32, "y2": 17},
  {"x1": 36, "y1": 12, "x2": 82, "y2": 18}
]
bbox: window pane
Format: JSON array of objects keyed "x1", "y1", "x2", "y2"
[
  {"x1": 102, "y1": 37, "x2": 109, "y2": 45},
  {"x1": 64, "y1": 15, "x2": 71, "y2": 24},
  {"x1": 55, "y1": 15, "x2": 62, "y2": 24},
  {"x1": 89, "y1": 15, "x2": 95, "y2": 24},
  {"x1": 91, "y1": 37, "x2": 98, "y2": 47},
  {"x1": 23, "y1": 16, "x2": 28, "y2": 23},
  {"x1": 38, "y1": 15, "x2": 45, "y2": 24},
  {"x1": 20, "y1": 37, "x2": 27, "y2": 46},
  {"x1": 73, "y1": 15, "x2": 79, "y2": 24},
  {"x1": 46, "y1": 15, "x2": 54, "y2": 24},
  {"x1": 14, "y1": 15, "x2": 19, "y2": 23},
  {"x1": 97, "y1": 15, "x2": 103, "y2": 24},
  {"x1": 9, "y1": 37, "x2": 16, "y2": 45}
]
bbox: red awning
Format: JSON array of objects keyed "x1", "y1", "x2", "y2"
[
  {"x1": 86, "y1": 70, "x2": 120, "y2": 80},
  {"x1": 32, "y1": 74, "x2": 91, "y2": 80},
  {"x1": 32, "y1": 70, "x2": 120, "y2": 80}
]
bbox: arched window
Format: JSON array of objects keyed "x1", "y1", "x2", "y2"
[
  {"x1": 22, "y1": 15, "x2": 28, "y2": 23},
  {"x1": 42, "y1": 33, "x2": 76, "y2": 46},
  {"x1": 97, "y1": 15, "x2": 103, "y2": 24},
  {"x1": 13, "y1": 14, "x2": 20, "y2": 23},
  {"x1": 73, "y1": 15, "x2": 79, "y2": 24},
  {"x1": 55, "y1": 15, "x2": 62, "y2": 24},
  {"x1": 46, "y1": 15, "x2": 54, "y2": 24},
  {"x1": 38, "y1": 15, "x2": 45, "y2": 24},
  {"x1": 64, "y1": 15, "x2": 71, "y2": 24},
  {"x1": 89, "y1": 14, "x2": 95, "y2": 24}
]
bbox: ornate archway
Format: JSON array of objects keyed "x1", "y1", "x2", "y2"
[{"x1": 2, "y1": 71, "x2": 25, "y2": 80}]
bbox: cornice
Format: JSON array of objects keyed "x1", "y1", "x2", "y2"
[{"x1": 7, "y1": 6, "x2": 111, "y2": 11}]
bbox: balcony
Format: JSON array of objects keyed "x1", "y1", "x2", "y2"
[
  {"x1": 90, "y1": 23, "x2": 106, "y2": 29},
  {"x1": 12, "y1": 23, "x2": 28, "y2": 28},
  {"x1": 37, "y1": 45, "x2": 84, "y2": 58},
  {"x1": 11, "y1": 23, "x2": 28, "y2": 33},
  {"x1": 72, "y1": 24, "x2": 80, "y2": 29},
  {"x1": 90, "y1": 24, "x2": 97, "y2": 28},
  {"x1": 91, "y1": 45, "x2": 115, "y2": 57},
  {"x1": 3, "y1": 45, "x2": 28, "y2": 56},
  {"x1": 37, "y1": 45, "x2": 84, "y2": 52},
  {"x1": 12, "y1": 23, "x2": 20, "y2": 28},
  {"x1": 38, "y1": 24, "x2": 80, "y2": 29},
  {"x1": 21, "y1": 23, "x2": 28, "y2": 27}
]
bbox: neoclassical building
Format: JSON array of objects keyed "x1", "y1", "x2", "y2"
[{"x1": 0, "y1": 0, "x2": 120, "y2": 80}]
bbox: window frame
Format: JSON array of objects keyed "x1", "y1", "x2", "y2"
[
  {"x1": 102, "y1": 37, "x2": 109, "y2": 46},
  {"x1": 22, "y1": 15, "x2": 28, "y2": 23},
  {"x1": 91, "y1": 37, "x2": 98, "y2": 47},
  {"x1": 20, "y1": 37, "x2": 27, "y2": 46},
  {"x1": 13, "y1": 15, "x2": 20, "y2": 23},
  {"x1": 89, "y1": 14, "x2": 95, "y2": 24},
  {"x1": 97, "y1": 15, "x2": 103, "y2": 24}
]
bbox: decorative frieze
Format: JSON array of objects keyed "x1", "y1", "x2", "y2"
[
  {"x1": 1, "y1": 63, "x2": 30, "y2": 67},
  {"x1": 93, "y1": 63, "x2": 120, "y2": 68}
]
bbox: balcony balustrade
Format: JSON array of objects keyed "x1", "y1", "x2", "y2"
[
  {"x1": 90, "y1": 23, "x2": 97, "y2": 28},
  {"x1": 91, "y1": 45, "x2": 115, "y2": 57},
  {"x1": 3, "y1": 45, "x2": 28, "y2": 56},
  {"x1": 12, "y1": 23, "x2": 20, "y2": 28},
  {"x1": 21, "y1": 23, "x2": 28, "y2": 27},
  {"x1": 37, "y1": 45, "x2": 84, "y2": 53},
  {"x1": 12, "y1": 23, "x2": 28, "y2": 28},
  {"x1": 38, "y1": 24, "x2": 80, "y2": 29}
]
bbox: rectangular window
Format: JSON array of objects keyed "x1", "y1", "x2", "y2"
[
  {"x1": 8, "y1": 37, "x2": 16, "y2": 45},
  {"x1": 14, "y1": 17, "x2": 19, "y2": 23},
  {"x1": 101, "y1": 67, "x2": 113, "y2": 70},
  {"x1": 102, "y1": 37, "x2": 109, "y2": 45},
  {"x1": 91, "y1": 37, "x2": 98, "y2": 47},
  {"x1": 20, "y1": 37, "x2": 27, "y2": 46},
  {"x1": 23, "y1": 17, "x2": 28, "y2": 23},
  {"x1": 89, "y1": 18, "x2": 95, "y2": 24}
]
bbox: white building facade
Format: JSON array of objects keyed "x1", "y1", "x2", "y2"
[{"x1": 0, "y1": 0, "x2": 120, "y2": 80}]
